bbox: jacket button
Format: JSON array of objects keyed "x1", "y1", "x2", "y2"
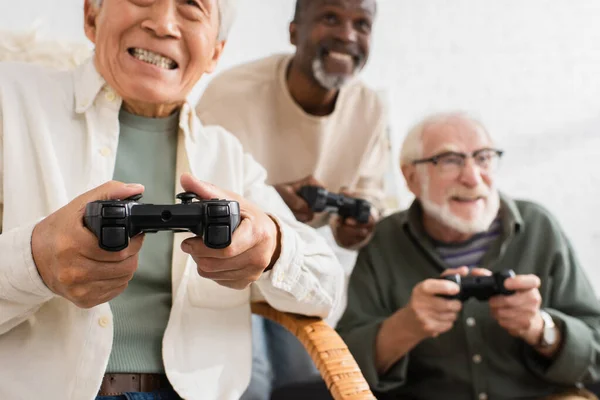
[{"x1": 98, "y1": 316, "x2": 110, "y2": 328}]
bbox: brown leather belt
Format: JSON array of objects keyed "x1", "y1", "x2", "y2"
[{"x1": 98, "y1": 373, "x2": 173, "y2": 396}]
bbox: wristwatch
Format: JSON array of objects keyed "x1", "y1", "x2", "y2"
[{"x1": 537, "y1": 310, "x2": 558, "y2": 348}]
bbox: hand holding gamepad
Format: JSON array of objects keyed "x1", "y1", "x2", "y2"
[
  {"x1": 297, "y1": 185, "x2": 372, "y2": 224},
  {"x1": 178, "y1": 174, "x2": 282, "y2": 290},
  {"x1": 273, "y1": 175, "x2": 325, "y2": 223},
  {"x1": 31, "y1": 181, "x2": 147, "y2": 309},
  {"x1": 404, "y1": 267, "x2": 472, "y2": 339},
  {"x1": 441, "y1": 268, "x2": 545, "y2": 345},
  {"x1": 329, "y1": 188, "x2": 377, "y2": 250},
  {"x1": 487, "y1": 273, "x2": 544, "y2": 344}
]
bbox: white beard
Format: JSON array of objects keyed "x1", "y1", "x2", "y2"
[
  {"x1": 420, "y1": 178, "x2": 501, "y2": 235},
  {"x1": 312, "y1": 57, "x2": 357, "y2": 90}
]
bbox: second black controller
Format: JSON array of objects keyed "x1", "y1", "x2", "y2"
[
  {"x1": 439, "y1": 269, "x2": 516, "y2": 301},
  {"x1": 297, "y1": 185, "x2": 372, "y2": 224},
  {"x1": 84, "y1": 192, "x2": 241, "y2": 251}
]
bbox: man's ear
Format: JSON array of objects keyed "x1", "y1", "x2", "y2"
[
  {"x1": 204, "y1": 40, "x2": 227, "y2": 74},
  {"x1": 84, "y1": 0, "x2": 100, "y2": 44},
  {"x1": 402, "y1": 164, "x2": 422, "y2": 197},
  {"x1": 289, "y1": 22, "x2": 298, "y2": 46}
]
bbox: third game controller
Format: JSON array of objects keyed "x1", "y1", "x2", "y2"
[
  {"x1": 439, "y1": 269, "x2": 516, "y2": 301},
  {"x1": 297, "y1": 185, "x2": 372, "y2": 224}
]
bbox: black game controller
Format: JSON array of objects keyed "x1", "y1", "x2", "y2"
[
  {"x1": 439, "y1": 269, "x2": 516, "y2": 301},
  {"x1": 84, "y1": 192, "x2": 241, "y2": 251},
  {"x1": 297, "y1": 185, "x2": 372, "y2": 224}
]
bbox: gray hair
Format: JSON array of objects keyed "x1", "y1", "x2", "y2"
[
  {"x1": 90, "y1": 0, "x2": 236, "y2": 41},
  {"x1": 399, "y1": 111, "x2": 492, "y2": 167}
]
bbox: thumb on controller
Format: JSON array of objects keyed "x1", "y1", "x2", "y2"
[
  {"x1": 180, "y1": 173, "x2": 241, "y2": 202},
  {"x1": 75, "y1": 181, "x2": 145, "y2": 212}
]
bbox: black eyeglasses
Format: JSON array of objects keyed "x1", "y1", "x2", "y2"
[{"x1": 412, "y1": 148, "x2": 504, "y2": 176}]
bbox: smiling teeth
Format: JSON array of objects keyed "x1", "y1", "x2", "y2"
[
  {"x1": 328, "y1": 51, "x2": 353, "y2": 62},
  {"x1": 131, "y1": 48, "x2": 176, "y2": 70}
]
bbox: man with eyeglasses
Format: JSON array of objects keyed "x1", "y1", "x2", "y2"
[{"x1": 336, "y1": 112, "x2": 600, "y2": 400}]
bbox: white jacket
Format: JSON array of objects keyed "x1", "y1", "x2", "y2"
[{"x1": 0, "y1": 59, "x2": 343, "y2": 400}]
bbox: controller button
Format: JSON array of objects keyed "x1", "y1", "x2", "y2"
[
  {"x1": 101, "y1": 206, "x2": 126, "y2": 219},
  {"x1": 176, "y1": 192, "x2": 198, "y2": 204},
  {"x1": 101, "y1": 226, "x2": 127, "y2": 249},
  {"x1": 206, "y1": 225, "x2": 230, "y2": 247},
  {"x1": 125, "y1": 194, "x2": 143, "y2": 201},
  {"x1": 208, "y1": 205, "x2": 229, "y2": 217}
]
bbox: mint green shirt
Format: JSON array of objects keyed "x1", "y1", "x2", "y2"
[
  {"x1": 337, "y1": 195, "x2": 600, "y2": 400},
  {"x1": 106, "y1": 108, "x2": 179, "y2": 373}
]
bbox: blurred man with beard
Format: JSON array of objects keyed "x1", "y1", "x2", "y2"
[
  {"x1": 336, "y1": 112, "x2": 600, "y2": 400},
  {"x1": 197, "y1": 0, "x2": 387, "y2": 249},
  {"x1": 196, "y1": 0, "x2": 389, "y2": 398}
]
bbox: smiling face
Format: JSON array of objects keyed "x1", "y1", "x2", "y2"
[
  {"x1": 290, "y1": 0, "x2": 375, "y2": 90},
  {"x1": 84, "y1": 0, "x2": 225, "y2": 115},
  {"x1": 404, "y1": 116, "x2": 501, "y2": 240}
]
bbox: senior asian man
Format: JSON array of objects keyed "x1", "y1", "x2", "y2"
[{"x1": 0, "y1": 1, "x2": 343, "y2": 399}]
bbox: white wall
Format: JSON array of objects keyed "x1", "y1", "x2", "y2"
[{"x1": 2, "y1": 0, "x2": 599, "y2": 288}]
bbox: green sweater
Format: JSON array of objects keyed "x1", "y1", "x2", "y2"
[
  {"x1": 106, "y1": 108, "x2": 179, "y2": 373},
  {"x1": 336, "y1": 195, "x2": 600, "y2": 400}
]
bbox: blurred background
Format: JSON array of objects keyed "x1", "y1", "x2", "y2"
[{"x1": 3, "y1": 0, "x2": 598, "y2": 288}]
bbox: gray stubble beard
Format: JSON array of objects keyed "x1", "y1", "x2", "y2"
[{"x1": 311, "y1": 57, "x2": 359, "y2": 90}]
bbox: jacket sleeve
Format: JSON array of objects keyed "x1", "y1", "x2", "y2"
[
  {"x1": 0, "y1": 103, "x2": 56, "y2": 336},
  {"x1": 335, "y1": 244, "x2": 409, "y2": 393},
  {"x1": 328, "y1": 117, "x2": 391, "y2": 251},
  {"x1": 242, "y1": 152, "x2": 344, "y2": 319},
  {"x1": 523, "y1": 228, "x2": 600, "y2": 385},
  {"x1": 0, "y1": 221, "x2": 56, "y2": 335}
]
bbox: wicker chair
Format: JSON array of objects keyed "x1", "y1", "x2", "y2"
[
  {"x1": 252, "y1": 302, "x2": 375, "y2": 400},
  {"x1": 1, "y1": 29, "x2": 376, "y2": 400}
]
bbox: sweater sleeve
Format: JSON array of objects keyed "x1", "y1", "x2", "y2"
[
  {"x1": 522, "y1": 229, "x2": 600, "y2": 385},
  {"x1": 351, "y1": 117, "x2": 390, "y2": 215}
]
